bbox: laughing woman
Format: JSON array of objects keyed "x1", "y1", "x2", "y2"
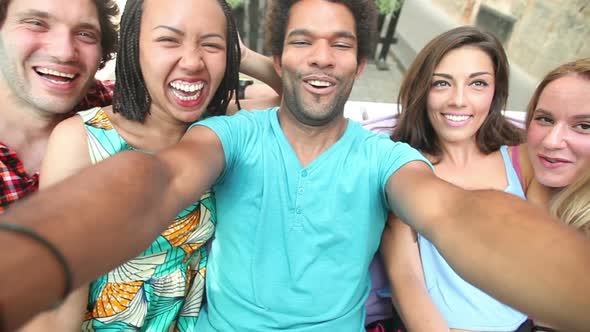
[{"x1": 19, "y1": 0, "x2": 280, "y2": 331}]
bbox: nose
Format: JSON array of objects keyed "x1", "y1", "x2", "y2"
[
  {"x1": 45, "y1": 28, "x2": 78, "y2": 63},
  {"x1": 307, "y1": 40, "x2": 334, "y2": 69},
  {"x1": 179, "y1": 46, "x2": 205, "y2": 73},
  {"x1": 541, "y1": 123, "x2": 568, "y2": 150},
  {"x1": 449, "y1": 86, "x2": 465, "y2": 107}
]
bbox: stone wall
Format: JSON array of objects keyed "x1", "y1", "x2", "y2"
[{"x1": 431, "y1": 0, "x2": 590, "y2": 79}]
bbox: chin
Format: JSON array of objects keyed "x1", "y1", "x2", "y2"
[{"x1": 537, "y1": 175, "x2": 571, "y2": 190}]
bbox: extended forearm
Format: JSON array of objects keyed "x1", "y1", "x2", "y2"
[
  {"x1": 0, "y1": 151, "x2": 182, "y2": 331},
  {"x1": 425, "y1": 189, "x2": 590, "y2": 331}
]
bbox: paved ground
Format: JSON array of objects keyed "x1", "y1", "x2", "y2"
[{"x1": 349, "y1": 56, "x2": 404, "y2": 104}]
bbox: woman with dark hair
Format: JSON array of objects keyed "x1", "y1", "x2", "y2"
[
  {"x1": 19, "y1": 0, "x2": 280, "y2": 331},
  {"x1": 381, "y1": 26, "x2": 549, "y2": 331}
]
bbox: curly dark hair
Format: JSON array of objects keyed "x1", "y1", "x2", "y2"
[
  {"x1": 112, "y1": 0, "x2": 241, "y2": 123},
  {"x1": 0, "y1": 0, "x2": 119, "y2": 70},
  {"x1": 264, "y1": 0, "x2": 377, "y2": 62},
  {"x1": 392, "y1": 26, "x2": 524, "y2": 162}
]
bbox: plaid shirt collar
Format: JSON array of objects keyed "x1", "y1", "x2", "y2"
[
  {"x1": 0, "y1": 79, "x2": 114, "y2": 214},
  {"x1": 0, "y1": 142, "x2": 39, "y2": 214}
]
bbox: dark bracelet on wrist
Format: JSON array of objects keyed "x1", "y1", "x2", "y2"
[{"x1": 0, "y1": 223, "x2": 73, "y2": 301}]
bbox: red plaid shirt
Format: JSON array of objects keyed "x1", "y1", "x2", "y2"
[{"x1": 0, "y1": 80, "x2": 114, "y2": 213}]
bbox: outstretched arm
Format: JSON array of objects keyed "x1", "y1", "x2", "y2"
[
  {"x1": 18, "y1": 117, "x2": 95, "y2": 331},
  {"x1": 380, "y1": 215, "x2": 449, "y2": 332},
  {"x1": 385, "y1": 161, "x2": 590, "y2": 332},
  {"x1": 0, "y1": 125, "x2": 225, "y2": 331}
]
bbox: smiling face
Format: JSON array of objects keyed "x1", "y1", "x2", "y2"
[
  {"x1": 0, "y1": 0, "x2": 102, "y2": 115},
  {"x1": 426, "y1": 46, "x2": 496, "y2": 145},
  {"x1": 274, "y1": 0, "x2": 365, "y2": 127},
  {"x1": 139, "y1": 0, "x2": 227, "y2": 124},
  {"x1": 527, "y1": 74, "x2": 590, "y2": 189}
]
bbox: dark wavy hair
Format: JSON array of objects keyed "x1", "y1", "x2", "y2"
[
  {"x1": 264, "y1": 0, "x2": 377, "y2": 62},
  {"x1": 0, "y1": 0, "x2": 119, "y2": 70},
  {"x1": 113, "y1": 0, "x2": 241, "y2": 123},
  {"x1": 393, "y1": 26, "x2": 524, "y2": 161}
]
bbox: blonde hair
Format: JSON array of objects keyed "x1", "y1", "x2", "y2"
[
  {"x1": 550, "y1": 170, "x2": 590, "y2": 238},
  {"x1": 525, "y1": 58, "x2": 590, "y2": 129}
]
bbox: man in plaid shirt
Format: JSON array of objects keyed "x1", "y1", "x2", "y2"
[{"x1": 0, "y1": 0, "x2": 120, "y2": 213}]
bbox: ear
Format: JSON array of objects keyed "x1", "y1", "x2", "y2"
[
  {"x1": 273, "y1": 55, "x2": 283, "y2": 78},
  {"x1": 355, "y1": 57, "x2": 367, "y2": 79}
]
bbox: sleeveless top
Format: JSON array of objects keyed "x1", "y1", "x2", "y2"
[
  {"x1": 78, "y1": 107, "x2": 215, "y2": 331},
  {"x1": 418, "y1": 145, "x2": 527, "y2": 331}
]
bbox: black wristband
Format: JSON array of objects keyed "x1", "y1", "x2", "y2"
[{"x1": 0, "y1": 223, "x2": 73, "y2": 301}]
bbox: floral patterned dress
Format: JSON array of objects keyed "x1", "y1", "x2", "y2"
[{"x1": 78, "y1": 107, "x2": 215, "y2": 331}]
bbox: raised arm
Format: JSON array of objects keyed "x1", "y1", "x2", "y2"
[
  {"x1": 385, "y1": 161, "x2": 590, "y2": 331},
  {"x1": 380, "y1": 215, "x2": 449, "y2": 332},
  {"x1": 0, "y1": 125, "x2": 224, "y2": 331},
  {"x1": 228, "y1": 40, "x2": 282, "y2": 113}
]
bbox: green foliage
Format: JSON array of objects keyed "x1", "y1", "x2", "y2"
[
  {"x1": 227, "y1": 0, "x2": 245, "y2": 8},
  {"x1": 375, "y1": 0, "x2": 403, "y2": 15}
]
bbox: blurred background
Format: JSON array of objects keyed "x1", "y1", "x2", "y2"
[{"x1": 108, "y1": 0, "x2": 590, "y2": 111}]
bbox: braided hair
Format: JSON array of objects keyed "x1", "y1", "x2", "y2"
[{"x1": 113, "y1": 0, "x2": 241, "y2": 123}]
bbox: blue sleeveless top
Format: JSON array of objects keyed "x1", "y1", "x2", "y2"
[{"x1": 418, "y1": 145, "x2": 527, "y2": 331}]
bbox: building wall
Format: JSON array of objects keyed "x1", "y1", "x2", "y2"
[
  {"x1": 431, "y1": 0, "x2": 590, "y2": 79},
  {"x1": 394, "y1": 0, "x2": 537, "y2": 111}
]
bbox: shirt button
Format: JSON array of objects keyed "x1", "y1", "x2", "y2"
[
  {"x1": 298, "y1": 187, "x2": 304, "y2": 194},
  {"x1": 301, "y1": 170, "x2": 308, "y2": 177},
  {"x1": 296, "y1": 208, "x2": 302, "y2": 214}
]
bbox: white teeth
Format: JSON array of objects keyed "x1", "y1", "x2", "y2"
[
  {"x1": 444, "y1": 114, "x2": 470, "y2": 122},
  {"x1": 36, "y1": 67, "x2": 75, "y2": 79},
  {"x1": 308, "y1": 80, "x2": 332, "y2": 87},
  {"x1": 172, "y1": 88, "x2": 202, "y2": 101},
  {"x1": 170, "y1": 81, "x2": 205, "y2": 93}
]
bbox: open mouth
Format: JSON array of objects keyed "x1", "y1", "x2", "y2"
[
  {"x1": 305, "y1": 79, "x2": 334, "y2": 89},
  {"x1": 34, "y1": 67, "x2": 77, "y2": 85},
  {"x1": 540, "y1": 156, "x2": 569, "y2": 164},
  {"x1": 443, "y1": 114, "x2": 471, "y2": 122},
  {"x1": 169, "y1": 80, "x2": 205, "y2": 102}
]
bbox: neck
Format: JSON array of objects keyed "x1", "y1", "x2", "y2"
[
  {"x1": 437, "y1": 138, "x2": 483, "y2": 167},
  {"x1": 107, "y1": 106, "x2": 189, "y2": 152},
  {"x1": 277, "y1": 103, "x2": 348, "y2": 167},
  {"x1": 0, "y1": 91, "x2": 67, "y2": 146}
]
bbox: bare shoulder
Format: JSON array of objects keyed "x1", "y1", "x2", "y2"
[{"x1": 41, "y1": 114, "x2": 91, "y2": 188}]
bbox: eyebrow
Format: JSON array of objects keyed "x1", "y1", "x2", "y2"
[
  {"x1": 153, "y1": 26, "x2": 225, "y2": 40},
  {"x1": 16, "y1": 9, "x2": 50, "y2": 19},
  {"x1": 535, "y1": 108, "x2": 590, "y2": 120},
  {"x1": 286, "y1": 28, "x2": 356, "y2": 40},
  {"x1": 17, "y1": 9, "x2": 100, "y2": 33},
  {"x1": 433, "y1": 71, "x2": 493, "y2": 79}
]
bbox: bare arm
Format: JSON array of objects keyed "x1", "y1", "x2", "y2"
[
  {"x1": 380, "y1": 215, "x2": 449, "y2": 332},
  {"x1": 18, "y1": 117, "x2": 93, "y2": 331},
  {"x1": 0, "y1": 125, "x2": 225, "y2": 331},
  {"x1": 386, "y1": 161, "x2": 590, "y2": 332},
  {"x1": 228, "y1": 40, "x2": 281, "y2": 114}
]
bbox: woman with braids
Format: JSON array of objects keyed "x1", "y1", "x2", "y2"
[
  {"x1": 19, "y1": 0, "x2": 280, "y2": 331},
  {"x1": 524, "y1": 58, "x2": 590, "y2": 332},
  {"x1": 380, "y1": 26, "x2": 550, "y2": 332}
]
